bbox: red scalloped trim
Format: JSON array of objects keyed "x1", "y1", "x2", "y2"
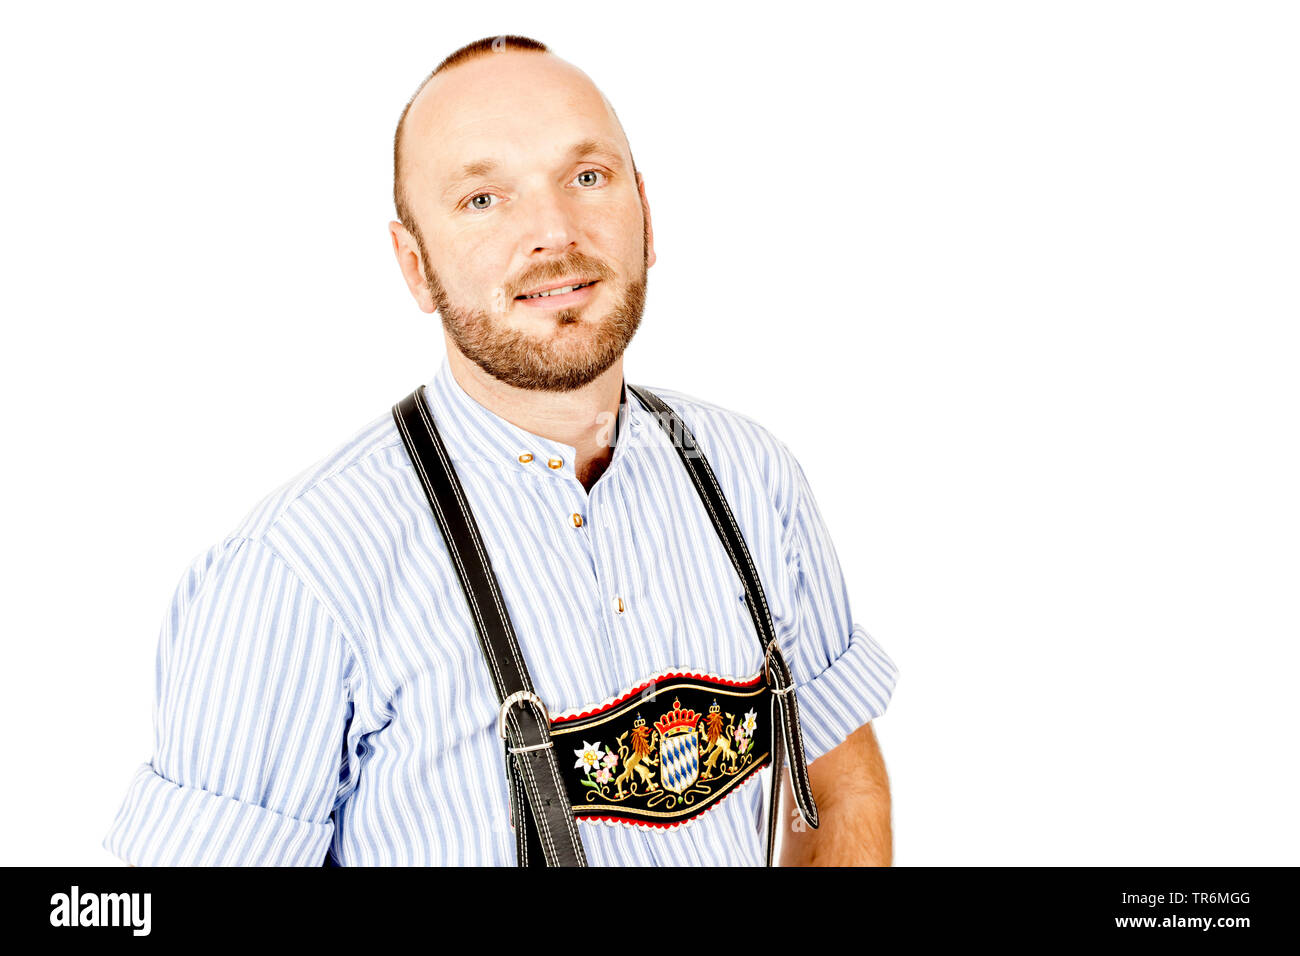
[{"x1": 551, "y1": 668, "x2": 765, "y2": 725}]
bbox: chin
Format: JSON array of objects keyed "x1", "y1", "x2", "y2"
[{"x1": 515, "y1": 308, "x2": 604, "y2": 332}]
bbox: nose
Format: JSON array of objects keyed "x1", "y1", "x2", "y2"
[{"x1": 519, "y1": 183, "x2": 579, "y2": 256}]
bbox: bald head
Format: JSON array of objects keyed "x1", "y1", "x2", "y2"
[
  {"x1": 393, "y1": 35, "x2": 638, "y2": 241},
  {"x1": 385, "y1": 36, "x2": 656, "y2": 393}
]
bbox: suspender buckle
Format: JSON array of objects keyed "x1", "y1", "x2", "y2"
[
  {"x1": 764, "y1": 638, "x2": 796, "y2": 696},
  {"x1": 498, "y1": 690, "x2": 554, "y2": 753}
]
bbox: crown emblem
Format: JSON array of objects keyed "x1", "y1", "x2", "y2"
[
  {"x1": 708, "y1": 699, "x2": 721, "y2": 715},
  {"x1": 654, "y1": 697, "x2": 700, "y2": 737},
  {"x1": 633, "y1": 713, "x2": 645, "y2": 729}
]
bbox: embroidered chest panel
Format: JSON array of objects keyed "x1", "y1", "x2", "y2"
[{"x1": 548, "y1": 669, "x2": 772, "y2": 829}]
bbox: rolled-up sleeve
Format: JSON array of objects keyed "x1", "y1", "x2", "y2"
[
  {"x1": 103, "y1": 536, "x2": 352, "y2": 866},
  {"x1": 782, "y1": 454, "x2": 899, "y2": 766}
]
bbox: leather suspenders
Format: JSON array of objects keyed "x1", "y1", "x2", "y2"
[
  {"x1": 626, "y1": 385, "x2": 822, "y2": 856},
  {"x1": 392, "y1": 383, "x2": 820, "y2": 867},
  {"x1": 392, "y1": 389, "x2": 584, "y2": 867}
]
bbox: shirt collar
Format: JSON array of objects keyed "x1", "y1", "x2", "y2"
[{"x1": 421, "y1": 356, "x2": 645, "y2": 481}]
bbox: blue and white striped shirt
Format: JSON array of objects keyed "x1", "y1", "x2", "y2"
[{"x1": 103, "y1": 358, "x2": 898, "y2": 866}]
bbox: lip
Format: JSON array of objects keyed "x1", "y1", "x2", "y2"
[
  {"x1": 516, "y1": 277, "x2": 598, "y2": 298},
  {"x1": 514, "y1": 279, "x2": 600, "y2": 309}
]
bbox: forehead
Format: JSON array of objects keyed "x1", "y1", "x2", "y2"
[{"x1": 405, "y1": 53, "x2": 628, "y2": 188}]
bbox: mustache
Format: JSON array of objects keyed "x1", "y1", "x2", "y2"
[{"x1": 509, "y1": 254, "x2": 616, "y2": 298}]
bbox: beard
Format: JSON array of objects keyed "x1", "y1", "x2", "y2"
[{"x1": 420, "y1": 225, "x2": 649, "y2": 393}]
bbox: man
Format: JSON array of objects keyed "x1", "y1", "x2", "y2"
[{"x1": 104, "y1": 35, "x2": 898, "y2": 866}]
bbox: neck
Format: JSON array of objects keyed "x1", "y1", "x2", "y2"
[{"x1": 444, "y1": 343, "x2": 624, "y2": 492}]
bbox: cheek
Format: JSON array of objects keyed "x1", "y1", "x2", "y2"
[
  {"x1": 585, "y1": 209, "x2": 644, "y2": 270},
  {"x1": 435, "y1": 231, "x2": 509, "y2": 301}
]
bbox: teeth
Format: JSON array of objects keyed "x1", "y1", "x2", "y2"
[{"x1": 521, "y1": 281, "x2": 592, "y2": 299}]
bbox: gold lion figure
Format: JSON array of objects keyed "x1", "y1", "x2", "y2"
[
  {"x1": 700, "y1": 707, "x2": 740, "y2": 778},
  {"x1": 614, "y1": 718, "x2": 659, "y2": 797}
]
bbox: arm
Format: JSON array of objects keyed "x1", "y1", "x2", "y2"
[
  {"x1": 103, "y1": 537, "x2": 352, "y2": 866},
  {"x1": 767, "y1": 442, "x2": 899, "y2": 865},
  {"x1": 779, "y1": 721, "x2": 892, "y2": 866}
]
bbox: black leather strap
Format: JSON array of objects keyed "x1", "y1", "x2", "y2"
[
  {"x1": 393, "y1": 381, "x2": 820, "y2": 867},
  {"x1": 393, "y1": 389, "x2": 587, "y2": 867},
  {"x1": 766, "y1": 690, "x2": 787, "y2": 866},
  {"x1": 626, "y1": 384, "x2": 822, "y2": 858}
]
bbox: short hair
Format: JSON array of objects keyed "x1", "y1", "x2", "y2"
[{"x1": 393, "y1": 35, "x2": 550, "y2": 238}]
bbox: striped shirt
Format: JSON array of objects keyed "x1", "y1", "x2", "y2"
[{"x1": 103, "y1": 358, "x2": 898, "y2": 866}]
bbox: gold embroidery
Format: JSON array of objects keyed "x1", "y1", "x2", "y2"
[{"x1": 566, "y1": 691, "x2": 764, "y2": 817}]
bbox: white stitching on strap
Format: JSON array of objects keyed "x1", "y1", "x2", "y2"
[
  {"x1": 508, "y1": 711, "x2": 558, "y2": 860},
  {"x1": 765, "y1": 690, "x2": 785, "y2": 866},
  {"x1": 403, "y1": 392, "x2": 582, "y2": 863},
  {"x1": 395, "y1": 407, "x2": 505, "y2": 691},
  {"x1": 508, "y1": 747, "x2": 528, "y2": 866},
  {"x1": 413, "y1": 392, "x2": 528, "y2": 688},
  {"x1": 418, "y1": 393, "x2": 586, "y2": 856},
  {"x1": 629, "y1": 385, "x2": 819, "y2": 829}
]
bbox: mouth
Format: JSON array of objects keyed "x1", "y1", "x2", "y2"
[{"x1": 514, "y1": 278, "x2": 600, "y2": 308}]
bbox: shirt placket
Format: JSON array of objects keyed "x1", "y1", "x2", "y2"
[
  {"x1": 516, "y1": 440, "x2": 666, "y2": 866},
  {"x1": 522, "y1": 446, "x2": 636, "y2": 685}
]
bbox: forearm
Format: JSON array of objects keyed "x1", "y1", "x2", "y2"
[{"x1": 779, "y1": 722, "x2": 892, "y2": 866}]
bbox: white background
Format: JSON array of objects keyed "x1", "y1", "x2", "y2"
[{"x1": 2, "y1": 1, "x2": 1296, "y2": 866}]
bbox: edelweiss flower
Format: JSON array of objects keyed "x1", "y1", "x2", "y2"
[
  {"x1": 743, "y1": 709, "x2": 758, "y2": 735},
  {"x1": 574, "y1": 741, "x2": 604, "y2": 773}
]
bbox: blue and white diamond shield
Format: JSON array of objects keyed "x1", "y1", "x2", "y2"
[{"x1": 659, "y1": 728, "x2": 700, "y2": 794}]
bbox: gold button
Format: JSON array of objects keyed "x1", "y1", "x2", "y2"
[
  {"x1": 614, "y1": 596, "x2": 624, "y2": 613},
  {"x1": 518, "y1": 453, "x2": 533, "y2": 463},
  {"x1": 571, "y1": 513, "x2": 583, "y2": 528},
  {"x1": 547, "y1": 457, "x2": 563, "y2": 469}
]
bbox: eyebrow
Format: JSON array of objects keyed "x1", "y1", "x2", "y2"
[
  {"x1": 568, "y1": 139, "x2": 625, "y2": 169},
  {"x1": 441, "y1": 139, "x2": 625, "y2": 200}
]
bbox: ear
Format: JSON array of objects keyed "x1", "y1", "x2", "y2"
[
  {"x1": 389, "y1": 220, "x2": 437, "y2": 313},
  {"x1": 637, "y1": 172, "x2": 656, "y2": 269}
]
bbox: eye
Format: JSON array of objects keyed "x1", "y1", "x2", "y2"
[
  {"x1": 465, "y1": 192, "x2": 498, "y2": 212},
  {"x1": 572, "y1": 169, "x2": 607, "y2": 188}
]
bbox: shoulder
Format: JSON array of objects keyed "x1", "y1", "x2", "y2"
[
  {"x1": 633, "y1": 382, "x2": 807, "y2": 526},
  {"x1": 223, "y1": 408, "x2": 409, "y2": 546},
  {"x1": 171, "y1": 405, "x2": 416, "y2": 661},
  {"x1": 635, "y1": 383, "x2": 794, "y2": 461},
  {"x1": 147, "y1": 404, "x2": 425, "y2": 699}
]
